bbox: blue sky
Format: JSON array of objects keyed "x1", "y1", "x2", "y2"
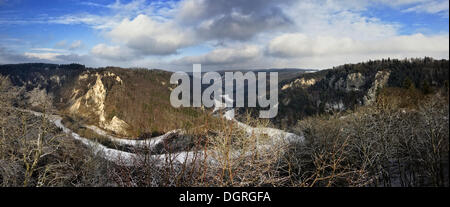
[
  {"x1": 366, "y1": 5, "x2": 449, "y2": 34},
  {"x1": 0, "y1": 0, "x2": 448, "y2": 71}
]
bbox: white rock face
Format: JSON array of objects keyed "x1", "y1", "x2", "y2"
[
  {"x1": 298, "y1": 78, "x2": 317, "y2": 87},
  {"x1": 78, "y1": 73, "x2": 89, "y2": 80},
  {"x1": 85, "y1": 73, "x2": 107, "y2": 123},
  {"x1": 364, "y1": 70, "x2": 391, "y2": 105},
  {"x1": 50, "y1": 75, "x2": 61, "y2": 86},
  {"x1": 334, "y1": 72, "x2": 366, "y2": 92},
  {"x1": 105, "y1": 71, "x2": 123, "y2": 84},
  {"x1": 324, "y1": 100, "x2": 345, "y2": 111},
  {"x1": 282, "y1": 77, "x2": 317, "y2": 90},
  {"x1": 346, "y1": 73, "x2": 366, "y2": 91},
  {"x1": 69, "y1": 72, "x2": 129, "y2": 136},
  {"x1": 102, "y1": 116, "x2": 130, "y2": 135}
]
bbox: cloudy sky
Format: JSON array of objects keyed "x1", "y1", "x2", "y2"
[{"x1": 0, "y1": 0, "x2": 448, "y2": 71}]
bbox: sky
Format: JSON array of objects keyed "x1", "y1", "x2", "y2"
[{"x1": 0, "y1": 0, "x2": 449, "y2": 71}]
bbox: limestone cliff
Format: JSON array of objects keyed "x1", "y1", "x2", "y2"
[
  {"x1": 282, "y1": 77, "x2": 318, "y2": 90},
  {"x1": 68, "y1": 71, "x2": 130, "y2": 136},
  {"x1": 363, "y1": 70, "x2": 391, "y2": 105}
]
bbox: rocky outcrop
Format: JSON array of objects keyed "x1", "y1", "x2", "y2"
[
  {"x1": 332, "y1": 72, "x2": 366, "y2": 92},
  {"x1": 324, "y1": 100, "x2": 345, "y2": 112},
  {"x1": 321, "y1": 71, "x2": 390, "y2": 110},
  {"x1": 103, "y1": 116, "x2": 130, "y2": 135},
  {"x1": 68, "y1": 71, "x2": 130, "y2": 136},
  {"x1": 282, "y1": 77, "x2": 317, "y2": 90},
  {"x1": 363, "y1": 70, "x2": 391, "y2": 105},
  {"x1": 279, "y1": 70, "x2": 391, "y2": 114},
  {"x1": 50, "y1": 75, "x2": 62, "y2": 86}
]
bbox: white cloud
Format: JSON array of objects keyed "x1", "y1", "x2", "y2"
[
  {"x1": 30, "y1": 48, "x2": 66, "y2": 53},
  {"x1": 174, "y1": 45, "x2": 262, "y2": 66},
  {"x1": 24, "y1": 52, "x2": 63, "y2": 61},
  {"x1": 47, "y1": 13, "x2": 119, "y2": 30},
  {"x1": 69, "y1": 40, "x2": 83, "y2": 50},
  {"x1": 105, "y1": 14, "x2": 195, "y2": 56},
  {"x1": 268, "y1": 33, "x2": 448, "y2": 57},
  {"x1": 266, "y1": 33, "x2": 449, "y2": 68},
  {"x1": 402, "y1": 0, "x2": 449, "y2": 15},
  {"x1": 282, "y1": 0, "x2": 399, "y2": 41},
  {"x1": 375, "y1": 0, "x2": 430, "y2": 7},
  {"x1": 90, "y1": 44, "x2": 134, "y2": 61}
]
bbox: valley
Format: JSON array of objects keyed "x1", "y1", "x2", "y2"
[{"x1": 0, "y1": 58, "x2": 449, "y2": 187}]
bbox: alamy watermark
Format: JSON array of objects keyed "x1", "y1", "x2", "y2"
[{"x1": 170, "y1": 64, "x2": 278, "y2": 118}]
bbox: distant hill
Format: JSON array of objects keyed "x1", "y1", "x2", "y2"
[{"x1": 188, "y1": 68, "x2": 317, "y2": 82}]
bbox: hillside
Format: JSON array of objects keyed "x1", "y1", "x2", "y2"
[
  {"x1": 2, "y1": 58, "x2": 449, "y2": 134},
  {"x1": 0, "y1": 63, "x2": 217, "y2": 138},
  {"x1": 266, "y1": 58, "x2": 449, "y2": 128}
]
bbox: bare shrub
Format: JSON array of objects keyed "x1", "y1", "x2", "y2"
[
  {"x1": 108, "y1": 116, "x2": 288, "y2": 187},
  {"x1": 0, "y1": 108, "x2": 111, "y2": 187},
  {"x1": 285, "y1": 92, "x2": 449, "y2": 187}
]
